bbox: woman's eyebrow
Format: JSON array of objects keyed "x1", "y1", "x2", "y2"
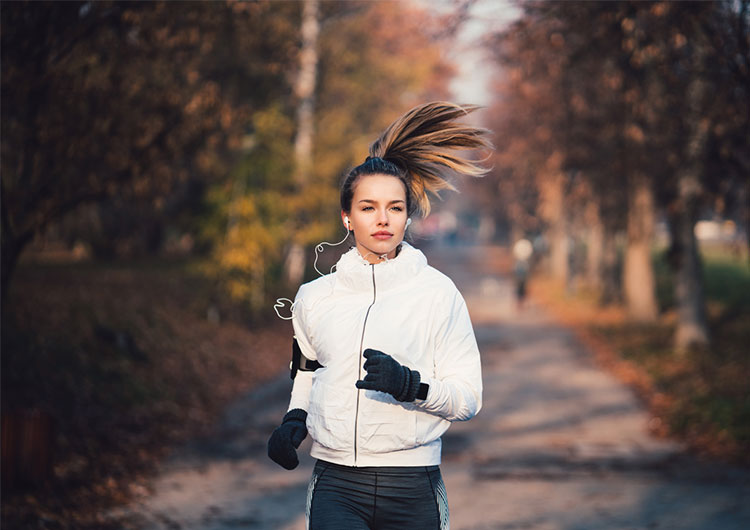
[{"x1": 357, "y1": 199, "x2": 406, "y2": 205}]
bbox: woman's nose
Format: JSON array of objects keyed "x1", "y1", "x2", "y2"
[{"x1": 376, "y1": 209, "x2": 389, "y2": 225}]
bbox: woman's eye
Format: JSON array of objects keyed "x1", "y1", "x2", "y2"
[
  {"x1": 361, "y1": 206, "x2": 374, "y2": 211},
  {"x1": 391, "y1": 206, "x2": 403, "y2": 212}
]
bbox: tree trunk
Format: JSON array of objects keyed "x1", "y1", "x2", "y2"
[
  {"x1": 283, "y1": 243, "x2": 306, "y2": 288},
  {"x1": 250, "y1": 262, "x2": 266, "y2": 313},
  {"x1": 670, "y1": 175, "x2": 710, "y2": 349},
  {"x1": 549, "y1": 223, "x2": 568, "y2": 284},
  {"x1": 623, "y1": 175, "x2": 658, "y2": 321},
  {"x1": 293, "y1": 0, "x2": 319, "y2": 188},
  {"x1": 672, "y1": 36, "x2": 710, "y2": 350},
  {"x1": 540, "y1": 169, "x2": 568, "y2": 283},
  {"x1": 1, "y1": 239, "x2": 20, "y2": 307},
  {"x1": 585, "y1": 200, "x2": 603, "y2": 291},
  {"x1": 1, "y1": 230, "x2": 32, "y2": 307},
  {"x1": 285, "y1": 0, "x2": 320, "y2": 286},
  {"x1": 599, "y1": 222, "x2": 621, "y2": 306},
  {"x1": 671, "y1": 204, "x2": 709, "y2": 349}
]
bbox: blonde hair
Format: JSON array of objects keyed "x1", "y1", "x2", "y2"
[{"x1": 341, "y1": 102, "x2": 492, "y2": 217}]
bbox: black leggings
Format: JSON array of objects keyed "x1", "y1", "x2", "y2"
[{"x1": 306, "y1": 460, "x2": 449, "y2": 530}]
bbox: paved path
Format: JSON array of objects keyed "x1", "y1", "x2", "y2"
[{"x1": 122, "y1": 245, "x2": 750, "y2": 530}]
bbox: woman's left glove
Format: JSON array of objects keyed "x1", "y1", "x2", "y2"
[
  {"x1": 355, "y1": 348, "x2": 421, "y2": 402},
  {"x1": 267, "y1": 409, "x2": 308, "y2": 470}
]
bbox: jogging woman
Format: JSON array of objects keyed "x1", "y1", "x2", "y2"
[{"x1": 268, "y1": 102, "x2": 489, "y2": 529}]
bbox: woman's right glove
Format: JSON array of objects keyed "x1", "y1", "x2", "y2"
[
  {"x1": 267, "y1": 408, "x2": 308, "y2": 470},
  {"x1": 355, "y1": 348, "x2": 422, "y2": 402}
]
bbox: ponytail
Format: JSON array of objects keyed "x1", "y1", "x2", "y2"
[{"x1": 341, "y1": 102, "x2": 492, "y2": 217}]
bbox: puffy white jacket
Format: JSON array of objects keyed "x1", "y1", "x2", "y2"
[{"x1": 288, "y1": 242, "x2": 482, "y2": 467}]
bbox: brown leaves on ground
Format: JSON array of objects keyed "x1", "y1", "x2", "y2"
[
  {"x1": 529, "y1": 276, "x2": 750, "y2": 467},
  {"x1": 2, "y1": 260, "x2": 291, "y2": 529}
]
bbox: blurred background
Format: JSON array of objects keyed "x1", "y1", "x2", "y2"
[{"x1": 2, "y1": 1, "x2": 748, "y2": 528}]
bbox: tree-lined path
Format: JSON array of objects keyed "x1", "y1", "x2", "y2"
[{"x1": 121, "y1": 245, "x2": 750, "y2": 530}]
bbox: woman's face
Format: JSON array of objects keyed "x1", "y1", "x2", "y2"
[{"x1": 342, "y1": 174, "x2": 408, "y2": 264}]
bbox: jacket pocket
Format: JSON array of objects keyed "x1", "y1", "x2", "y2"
[
  {"x1": 307, "y1": 380, "x2": 355, "y2": 452},
  {"x1": 358, "y1": 396, "x2": 418, "y2": 453},
  {"x1": 415, "y1": 413, "x2": 451, "y2": 446}
]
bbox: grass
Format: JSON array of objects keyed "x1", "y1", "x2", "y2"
[
  {"x1": 531, "y1": 248, "x2": 750, "y2": 465},
  {"x1": 702, "y1": 256, "x2": 750, "y2": 311}
]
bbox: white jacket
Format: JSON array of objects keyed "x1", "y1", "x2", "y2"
[{"x1": 288, "y1": 242, "x2": 482, "y2": 467}]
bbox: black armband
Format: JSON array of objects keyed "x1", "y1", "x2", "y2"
[{"x1": 290, "y1": 337, "x2": 322, "y2": 380}]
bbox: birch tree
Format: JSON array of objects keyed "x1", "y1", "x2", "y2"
[{"x1": 284, "y1": 0, "x2": 320, "y2": 286}]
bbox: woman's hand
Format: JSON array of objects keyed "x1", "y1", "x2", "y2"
[
  {"x1": 267, "y1": 409, "x2": 308, "y2": 470},
  {"x1": 355, "y1": 348, "x2": 421, "y2": 402}
]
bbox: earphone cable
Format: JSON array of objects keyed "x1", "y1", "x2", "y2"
[{"x1": 313, "y1": 229, "x2": 351, "y2": 277}]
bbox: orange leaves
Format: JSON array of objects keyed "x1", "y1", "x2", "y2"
[
  {"x1": 549, "y1": 32, "x2": 565, "y2": 48},
  {"x1": 650, "y1": 2, "x2": 670, "y2": 18},
  {"x1": 672, "y1": 33, "x2": 688, "y2": 49},
  {"x1": 603, "y1": 71, "x2": 623, "y2": 91},
  {"x1": 184, "y1": 81, "x2": 220, "y2": 115},
  {"x1": 625, "y1": 124, "x2": 645, "y2": 144},
  {"x1": 621, "y1": 17, "x2": 636, "y2": 34}
]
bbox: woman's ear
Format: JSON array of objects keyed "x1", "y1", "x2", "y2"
[{"x1": 341, "y1": 211, "x2": 350, "y2": 231}]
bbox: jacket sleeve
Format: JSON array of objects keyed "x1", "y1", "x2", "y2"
[
  {"x1": 287, "y1": 287, "x2": 316, "y2": 412},
  {"x1": 418, "y1": 289, "x2": 482, "y2": 421}
]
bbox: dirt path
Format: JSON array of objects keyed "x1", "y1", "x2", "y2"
[{"x1": 121, "y1": 245, "x2": 750, "y2": 530}]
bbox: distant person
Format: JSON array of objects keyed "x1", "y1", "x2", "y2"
[
  {"x1": 513, "y1": 238, "x2": 533, "y2": 309},
  {"x1": 267, "y1": 102, "x2": 488, "y2": 529}
]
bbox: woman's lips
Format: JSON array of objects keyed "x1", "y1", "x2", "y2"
[{"x1": 372, "y1": 231, "x2": 393, "y2": 240}]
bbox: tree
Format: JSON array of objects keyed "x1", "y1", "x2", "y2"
[
  {"x1": 284, "y1": 0, "x2": 321, "y2": 287},
  {"x1": 484, "y1": 13, "x2": 573, "y2": 282},
  {"x1": 204, "y1": 1, "x2": 455, "y2": 311},
  {"x1": 486, "y1": 0, "x2": 748, "y2": 346},
  {"x1": 637, "y1": 1, "x2": 747, "y2": 348},
  {"x1": 1, "y1": 1, "x2": 298, "y2": 300}
]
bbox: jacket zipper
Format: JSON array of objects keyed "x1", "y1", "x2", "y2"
[{"x1": 354, "y1": 264, "x2": 377, "y2": 466}]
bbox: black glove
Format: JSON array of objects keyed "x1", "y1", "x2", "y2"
[
  {"x1": 355, "y1": 348, "x2": 421, "y2": 402},
  {"x1": 267, "y1": 408, "x2": 308, "y2": 470}
]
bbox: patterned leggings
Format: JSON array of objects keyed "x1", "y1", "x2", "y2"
[{"x1": 306, "y1": 460, "x2": 449, "y2": 530}]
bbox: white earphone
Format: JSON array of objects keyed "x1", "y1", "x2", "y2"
[{"x1": 406, "y1": 218, "x2": 412, "y2": 227}]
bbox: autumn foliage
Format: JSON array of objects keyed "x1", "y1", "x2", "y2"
[
  {"x1": 1, "y1": 1, "x2": 456, "y2": 527},
  {"x1": 483, "y1": 0, "x2": 750, "y2": 349}
]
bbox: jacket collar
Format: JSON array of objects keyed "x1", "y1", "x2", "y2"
[{"x1": 334, "y1": 242, "x2": 427, "y2": 292}]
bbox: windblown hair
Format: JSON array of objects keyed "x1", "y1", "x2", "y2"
[{"x1": 340, "y1": 102, "x2": 492, "y2": 217}]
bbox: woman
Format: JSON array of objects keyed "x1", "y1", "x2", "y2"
[{"x1": 268, "y1": 102, "x2": 489, "y2": 529}]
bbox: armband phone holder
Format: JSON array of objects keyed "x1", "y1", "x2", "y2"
[{"x1": 290, "y1": 337, "x2": 322, "y2": 379}]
